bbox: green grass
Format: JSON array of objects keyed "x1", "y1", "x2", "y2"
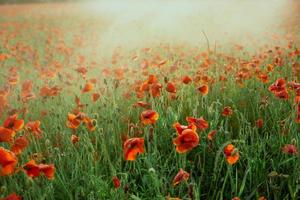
[{"x1": 0, "y1": 5, "x2": 300, "y2": 200}]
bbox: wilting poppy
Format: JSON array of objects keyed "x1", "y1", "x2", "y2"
[
  {"x1": 186, "y1": 117, "x2": 209, "y2": 131},
  {"x1": 83, "y1": 117, "x2": 96, "y2": 132},
  {"x1": 71, "y1": 134, "x2": 79, "y2": 144},
  {"x1": 224, "y1": 144, "x2": 239, "y2": 165},
  {"x1": 123, "y1": 138, "x2": 145, "y2": 161},
  {"x1": 140, "y1": 110, "x2": 159, "y2": 125},
  {"x1": 172, "y1": 168, "x2": 190, "y2": 186},
  {"x1": 112, "y1": 176, "x2": 121, "y2": 189},
  {"x1": 173, "y1": 129, "x2": 199, "y2": 153},
  {"x1": 222, "y1": 106, "x2": 233, "y2": 117},
  {"x1": 282, "y1": 144, "x2": 298, "y2": 155},
  {"x1": 0, "y1": 147, "x2": 17, "y2": 176},
  {"x1": 197, "y1": 85, "x2": 209, "y2": 96},
  {"x1": 3, "y1": 114, "x2": 24, "y2": 132}
]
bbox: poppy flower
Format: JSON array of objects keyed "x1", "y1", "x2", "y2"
[
  {"x1": 268, "y1": 78, "x2": 289, "y2": 99},
  {"x1": 11, "y1": 136, "x2": 29, "y2": 155},
  {"x1": 256, "y1": 118, "x2": 264, "y2": 128},
  {"x1": 151, "y1": 83, "x2": 163, "y2": 98},
  {"x1": 207, "y1": 130, "x2": 217, "y2": 141},
  {"x1": 0, "y1": 127, "x2": 15, "y2": 143},
  {"x1": 222, "y1": 106, "x2": 233, "y2": 117},
  {"x1": 91, "y1": 93, "x2": 100, "y2": 102},
  {"x1": 133, "y1": 101, "x2": 151, "y2": 109},
  {"x1": 197, "y1": 85, "x2": 209, "y2": 96},
  {"x1": 172, "y1": 168, "x2": 189, "y2": 186},
  {"x1": 232, "y1": 197, "x2": 240, "y2": 200},
  {"x1": 23, "y1": 160, "x2": 55, "y2": 180},
  {"x1": 182, "y1": 76, "x2": 192, "y2": 84},
  {"x1": 282, "y1": 144, "x2": 298, "y2": 155},
  {"x1": 3, "y1": 114, "x2": 24, "y2": 132},
  {"x1": 140, "y1": 110, "x2": 159, "y2": 125},
  {"x1": 186, "y1": 117, "x2": 209, "y2": 131},
  {"x1": 0, "y1": 147, "x2": 17, "y2": 176},
  {"x1": 66, "y1": 113, "x2": 82, "y2": 129},
  {"x1": 82, "y1": 82, "x2": 94, "y2": 93},
  {"x1": 1, "y1": 193, "x2": 22, "y2": 200},
  {"x1": 166, "y1": 82, "x2": 176, "y2": 93},
  {"x1": 25, "y1": 121, "x2": 42, "y2": 137},
  {"x1": 173, "y1": 129, "x2": 199, "y2": 153},
  {"x1": 224, "y1": 144, "x2": 239, "y2": 165},
  {"x1": 83, "y1": 117, "x2": 96, "y2": 132},
  {"x1": 147, "y1": 74, "x2": 158, "y2": 84},
  {"x1": 173, "y1": 122, "x2": 196, "y2": 135},
  {"x1": 112, "y1": 176, "x2": 121, "y2": 189},
  {"x1": 123, "y1": 138, "x2": 145, "y2": 161}
]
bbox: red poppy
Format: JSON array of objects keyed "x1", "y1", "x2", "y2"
[
  {"x1": 222, "y1": 106, "x2": 233, "y2": 117},
  {"x1": 82, "y1": 82, "x2": 94, "y2": 93},
  {"x1": 0, "y1": 147, "x2": 17, "y2": 176},
  {"x1": 25, "y1": 121, "x2": 42, "y2": 137},
  {"x1": 268, "y1": 78, "x2": 289, "y2": 99},
  {"x1": 197, "y1": 85, "x2": 209, "y2": 96},
  {"x1": 207, "y1": 130, "x2": 217, "y2": 141},
  {"x1": 123, "y1": 138, "x2": 145, "y2": 161},
  {"x1": 282, "y1": 144, "x2": 298, "y2": 155},
  {"x1": 3, "y1": 114, "x2": 24, "y2": 132},
  {"x1": 172, "y1": 168, "x2": 189, "y2": 186},
  {"x1": 173, "y1": 129, "x2": 199, "y2": 153},
  {"x1": 0, "y1": 127, "x2": 16, "y2": 143},
  {"x1": 182, "y1": 76, "x2": 192, "y2": 84},
  {"x1": 112, "y1": 176, "x2": 121, "y2": 189},
  {"x1": 1, "y1": 193, "x2": 22, "y2": 200},
  {"x1": 224, "y1": 144, "x2": 239, "y2": 165},
  {"x1": 166, "y1": 82, "x2": 176, "y2": 93},
  {"x1": 256, "y1": 119, "x2": 264, "y2": 128},
  {"x1": 71, "y1": 134, "x2": 79, "y2": 144},
  {"x1": 140, "y1": 110, "x2": 159, "y2": 125},
  {"x1": 23, "y1": 160, "x2": 55, "y2": 180},
  {"x1": 186, "y1": 117, "x2": 209, "y2": 131},
  {"x1": 11, "y1": 136, "x2": 29, "y2": 155},
  {"x1": 173, "y1": 122, "x2": 196, "y2": 135}
]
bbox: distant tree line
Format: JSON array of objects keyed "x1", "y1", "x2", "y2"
[{"x1": 0, "y1": 0, "x2": 85, "y2": 4}]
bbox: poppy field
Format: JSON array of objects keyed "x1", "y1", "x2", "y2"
[{"x1": 0, "y1": 2, "x2": 300, "y2": 200}]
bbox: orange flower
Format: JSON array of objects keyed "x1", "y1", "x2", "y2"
[
  {"x1": 66, "y1": 113, "x2": 82, "y2": 129},
  {"x1": 166, "y1": 82, "x2": 177, "y2": 93},
  {"x1": 1, "y1": 193, "x2": 22, "y2": 200},
  {"x1": 0, "y1": 127, "x2": 16, "y2": 143},
  {"x1": 207, "y1": 130, "x2": 217, "y2": 141},
  {"x1": 172, "y1": 168, "x2": 189, "y2": 186},
  {"x1": 83, "y1": 117, "x2": 96, "y2": 132},
  {"x1": 71, "y1": 134, "x2": 79, "y2": 144},
  {"x1": 82, "y1": 82, "x2": 94, "y2": 93},
  {"x1": 197, "y1": 85, "x2": 209, "y2": 96},
  {"x1": 147, "y1": 74, "x2": 158, "y2": 84},
  {"x1": 0, "y1": 147, "x2": 17, "y2": 176},
  {"x1": 186, "y1": 117, "x2": 209, "y2": 131},
  {"x1": 151, "y1": 83, "x2": 163, "y2": 98},
  {"x1": 133, "y1": 101, "x2": 151, "y2": 109},
  {"x1": 224, "y1": 144, "x2": 239, "y2": 165},
  {"x1": 222, "y1": 106, "x2": 233, "y2": 117},
  {"x1": 123, "y1": 138, "x2": 145, "y2": 161},
  {"x1": 182, "y1": 75, "x2": 192, "y2": 84},
  {"x1": 268, "y1": 78, "x2": 289, "y2": 99},
  {"x1": 25, "y1": 121, "x2": 42, "y2": 137},
  {"x1": 140, "y1": 110, "x2": 159, "y2": 125},
  {"x1": 23, "y1": 160, "x2": 55, "y2": 180},
  {"x1": 173, "y1": 122, "x2": 196, "y2": 135},
  {"x1": 3, "y1": 114, "x2": 24, "y2": 132},
  {"x1": 91, "y1": 93, "x2": 100, "y2": 102},
  {"x1": 11, "y1": 136, "x2": 29, "y2": 155},
  {"x1": 173, "y1": 129, "x2": 199, "y2": 153}
]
